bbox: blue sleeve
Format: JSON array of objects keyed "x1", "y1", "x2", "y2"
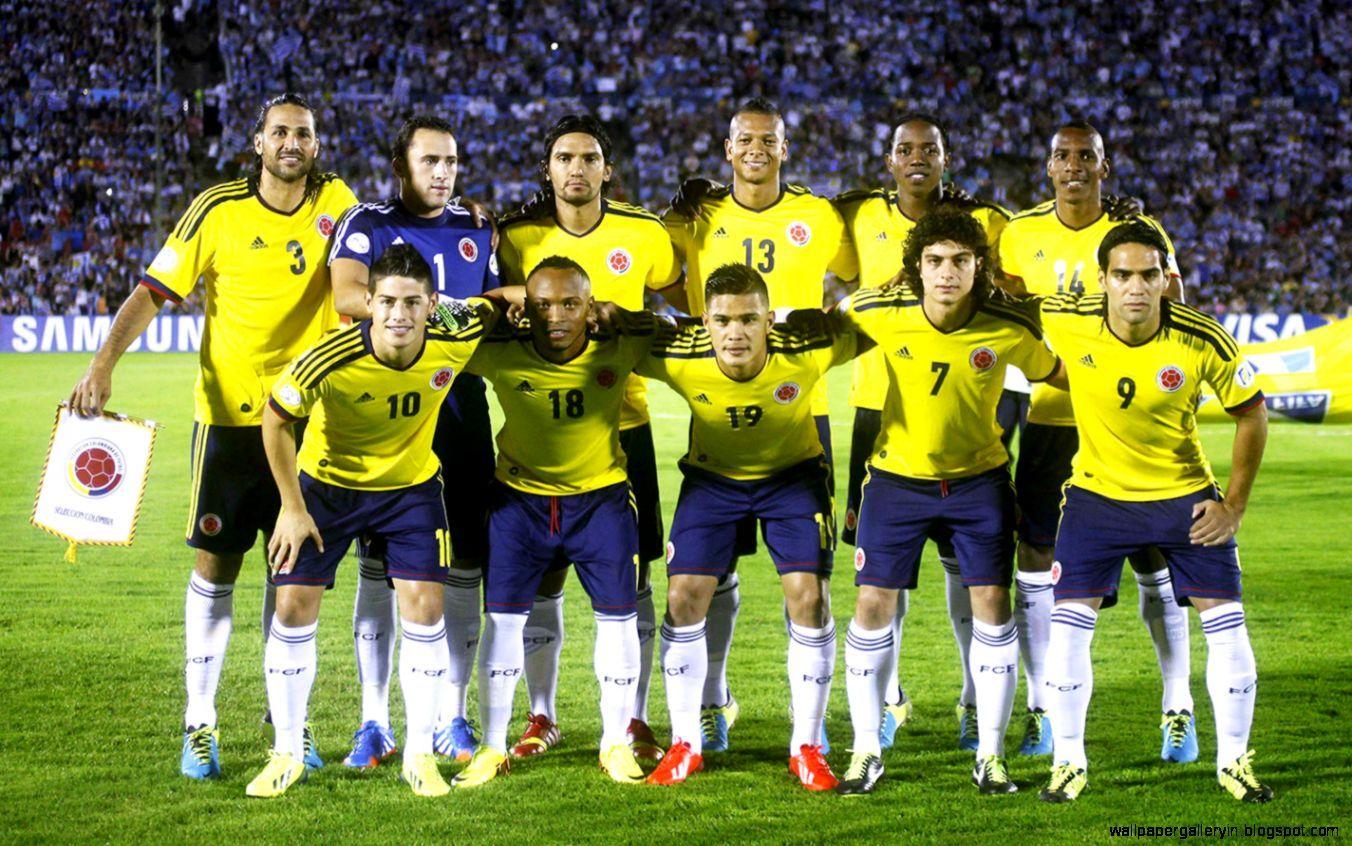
[{"x1": 327, "y1": 206, "x2": 377, "y2": 267}]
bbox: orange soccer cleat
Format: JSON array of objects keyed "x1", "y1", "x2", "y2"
[
  {"x1": 788, "y1": 744, "x2": 838, "y2": 792},
  {"x1": 645, "y1": 741, "x2": 705, "y2": 785}
]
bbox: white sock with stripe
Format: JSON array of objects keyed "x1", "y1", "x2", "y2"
[
  {"x1": 1136, "y1": 568, "x2": 1194, "y2": 714},
  {"x1": 441, "y1": 567, "x2": 482, "y2": 725},
  {"x1": 970, "y1": 618, "x2": 1019, "y2": 758},
  {"x1": 1044, "y1": 604, "x2": 1097, "y2": 770},
  {"x1": 943, "y1": 557, "x2": 976, "y2": 705},
  {"x1": 353, "y1": 558, "x2": 395, "y2": 727},
  {"x1": 265, "y1": 620, "x2": 318, "y2": 760},
  {"x1": 845, "y1": 620, "x2": 893, "y2": 756},
  {"x1": 523, "y1": 591, "x2": 564, "y2": 720},
  {"x1": 787, "y1": 620, "x2": 836, "y2": 752},
  {"x1": 1014, "y1": 569, "x2": 1054, "y2": 712},
  {"x1": 703, "y1": 573, "x2": 740, "y2": 707},
  {"x1": 184, "y1": 572, "x2": 233, "y2": 729},
  {"x1": 595, "y1": 612, "x2": 641, "y2": 749},
  {"x1": 660, "y1": 620, "x2": 708, "y2": 753},
  {"x1": 479, "y1": 612, "x2": 526, "y2": 751},
  {"x1": 399, "y1": 619, "x2": 447, "y2": 756},
  {"x1": 1200, "y1": 602, "x2": 1257, "y2": 769}
]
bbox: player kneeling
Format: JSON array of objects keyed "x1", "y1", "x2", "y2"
[
  {"x1": 639, "y1": 264, "x2": 858, "y2": 790},
  {"x1": 250, "y1": 245, "x2": 500, "y2": 798}
]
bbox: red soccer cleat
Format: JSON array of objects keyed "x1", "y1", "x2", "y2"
[
  {"x1": 628, "y1": 719, "x2": 665, "y2": 763},
  {"x1": 789, "y1": 744, "x2": 838, "y2": 791},
  {"x1": 645, "y1": 741, "x2": 705, "y2": 785},
  {"x1": 510, "y1": 714, "x2": 561, "y2": 758}
]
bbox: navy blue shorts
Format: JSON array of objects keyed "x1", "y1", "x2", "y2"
[
  {"x1": 276, "y1": 473, "x2": 450, "y2": 588},
  {"x1": 734, "y1": 414, "x2": 834, "y2": 561},
  {"x1": 668, "y1": 458, "x2": 834, "y2": 580},
  {"x1": 620, "y1": 424, "x2": 665, "y2": 564},
  {"x1": 854, "y1": 465, "x2": 1015, "y2": 591},
  {"x1": 996, "y1": 389, "x2": 1029, "y2": 452},
  {"x1": 1015, "y1": 423, "x2": 1078, "y2": 547},
  {"x1": 186, "y1": 423, "x2": 299, "y2": 555},
  {"x1": 1052, "y1": 485, "x2": 1242, "y2": 607},
  {"x1": 433, "y1": 376, "x2": 495, "y2": 561},
  {"x1": 485, "y1": 480, "x2": 638, "y2": 615}
]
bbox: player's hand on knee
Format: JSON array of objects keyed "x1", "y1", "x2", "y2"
[
  {"x1": 1189, "y1": 499, "x2": 1240, "y2": 547},
  {"x1": 69, "y1": 366, "x2": 111, "y2": 417},
  {"x1": 268, "y1": 510, "x2": 324, "y2": 575}
]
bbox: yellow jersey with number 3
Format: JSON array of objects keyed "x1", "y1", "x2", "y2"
[
  {"x1": 141, "y1": 175, "x2": 359, "y2": 426},
  {"x1": 636, "y1": 322, "x2": 856, "y2": 480},
  {"x1": 268, "y1": 301, "x2": 491, "y2": 490},
  {"x1": 1040, "y1": 294, "x2": 1262, "y2": 501},
  {"x1": 997, "y1": 203, "x2": 1178, "y2": 426},
  {"x1": 837, "y1": 288, "x2": 1058, "y2": 480},
  {"x1": 835, "y1": 190, "x2": 1010, "y2": 410}
]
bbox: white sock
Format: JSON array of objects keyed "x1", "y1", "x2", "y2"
[
  {"x1": 660, "y1": 620, "x2": 708, "y2": 753},
  {"x1": 262, "y1": 576, "x2": 276, "y2": 641},
  {"x1": 787, "y1": 620, "x2": 836, "y2": 752},
  {"x1": 1044, "y1": 604, "x2": 1098, "y2": 770},
  {"x1": 441, "y1": 567, "x2": 482, "y2": 725},
  {"x1": 1015, "y1": 569, "x2": 1054, "y2": 712},
  {"x1": 844, "y1": 620, "x2": 893, "y2": 756},
  {"x1": 1136, "y1": 568, "x2": 1194, "y2": 714},
  {"x1": 883, "y1": 589, "x2": 908, "y2": 706},
  {"x1": 1199, "y1": 603, "x2": 1257, "y2": 769},
  {"x1": 703, "y1": 573, "x2": 740, "y2": 707},
  {"x1": 943, "y1": 557, "x2": 976, "y2": 705},
  {"x1": 184, "y1": 572, "x2": 233, "y2": 728},
  {"x1": 634, "y1": 587, "x2": 657, "y2": 723},
  {"x1": 523, "y1": 591, "x2": 564, "y2": 719},
  {"x1": 479, "y1": 612, "x2": 527, "y2": 751},
  {"x1": 970, "y1": 619, "x2": 1019, "y2": 758},
  {"x1": 595, "y1": 613, "x2": 641, "y2": 749},
  {"x1": 399, "y1": 619, "x2": 447, "y2": 756},
  {"x1": 353, "y1": 559, "x2": 395, "y2": 727},
  {"x1": 265, "y1": 620, "x2": 318, "y2": 760}
]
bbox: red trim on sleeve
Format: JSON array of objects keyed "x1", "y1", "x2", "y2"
[
  {"x1": 267, "y1": 396, "x2": 304, "y2": 422},
  {"x1": 1225, "y1": 392, "x2": 1266, "y2": 415},
  {"x1": 138, "y1": 274, "x2": 183, "y2": 304}
]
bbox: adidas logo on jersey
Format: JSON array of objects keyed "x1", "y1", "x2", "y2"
[
  {"x1": 250, "y1": 236, "x2": 267, "y2": 249},
  {"x1": 1079, "y1": 354, "x2": 1096, "y2": 368},
  {"x1": 875, "y1": 231, "x2": 887, "y2": 241},
  {"x1": 893, "y1": 346, "x2": 913, "y2": 360},
  {"x1": 1034, "y1": 249, "x2": 1046, "y2": 261},
  {"x1": 693, "y1": 393, "x2": 713, "y2": 405},
  {"x1": 354, "y1": 391, "x2": 376, "y2": 404},
  {"x1": 713, "y1": 227, "x2": 728, "y2": 238},
  {"x1": 516, "y1": 380, "x2": 535, "y2": 394}
]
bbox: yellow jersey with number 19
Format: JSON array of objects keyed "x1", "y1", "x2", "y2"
[
  {"x1": 141, "y1": 175, "x2": 359, "y2": 426},
  {"x1": 1039, "y1": 294, "x2": 1262, "y2": 501}
]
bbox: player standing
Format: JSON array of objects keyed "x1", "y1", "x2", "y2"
[
  {"x1": 327, "y1": 115, "x2": 498, "y2": 767},
  {"x1": 834, "y1": 113, "x2": 1011, "y2": 750},
  {"x1": 68, "y1": 94, "x2": 357, "y2": 779},
  {"x1": 997, "y1": 120, "x2": 1196, "y2": 761},
  {"x1": 1036, "y1": 222, "x2": 1270, "y2": 804},
  {"x1": 663, "y1": 97, "x2": 857, "y2": 750},
  {"x1": 494, "y1": 115, "x2": 682, "y2": 761},
  {"x1": 835, "y1": 211, "x2": 1060, "y2": 795}
]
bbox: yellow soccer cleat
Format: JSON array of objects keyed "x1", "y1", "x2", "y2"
[
  {"x1": 402, "y1": 753, "x2": 451, "y2": 797},
  {"x1": 1038, "y1": 763, "x2": 1087, "y2": 803},
  {"x1": 452, "y1": 746, "x2": 509, "y2": 789},
  {"x1": 1218, "y1": 750, "x2": 1273, "y2": 803},
  {"x1": 245, "y1": 751, "x2": 307, "y2": 798},
  {"x1": 599, "y1": 743, "x2": 645, "y2": 784}
]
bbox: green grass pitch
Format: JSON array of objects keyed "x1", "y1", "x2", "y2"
[{"x1": 0, "y1": 354, "x2": 1348, "y2": 844}]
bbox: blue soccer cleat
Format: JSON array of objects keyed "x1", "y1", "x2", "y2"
[
  {"x1": 957, "y1": 703, "x2": 979, "y2": 752},
  {"x1": 1160, "y1": 710, "x2": 1199, "y2": 763},
  {"x1": 1018, "y1": 708, "x2": 1053, "y2": 756},
  {"x1": 180, "y1": 724, "x2": 221, "y2": 779},
  {"x1": 302, "y1": 722, "x2": 324, "y2": 770},
  {"x1": 880, "y1": 690, "x2": 913, "y2": 750},
  {"x1": 434, "y1": 717, "x2": 479, "y2": 762},
  {"x1": 700, "y1": 694, "x2": 739, "y2": 753},
  {"x1": 343, "y1": 720, "x2": 398, "y2": 769}
]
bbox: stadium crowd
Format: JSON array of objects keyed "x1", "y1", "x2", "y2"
[{"x1": 2, "y1": 0, "x2": 1348, "y2": 315}]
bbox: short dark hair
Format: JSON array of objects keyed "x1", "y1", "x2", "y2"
[
  {"x1": 1051, "y1": 119, "x2": 1104, "y2": 145},
  {"x1": 542, "y1": 114, "x2": 613, "y2": 164},
  {"x1": 392, "y1": 115, "x2": 456, "y2": 162},
  {"x1": 733, "y1": 96, "x2": 782, "y2": 123},
  {"x1": 900, "y1": 209, "x2": 993, "y2": 303},
  {"x1": 704, "y1": 263, "x2": 770, "y2": 308},
  {"x1": 1097, "y1": 220, "x2": 1171, "y2": 271},
  {"x1": 368, "y1": 243, "x2": 434, "y2": 294},
  {"x1": 527, "y1": 255, "x2": 590, "y2": 286},
  {"x1": 893, "y1": 112, "x2": 949, "y2": 153}
]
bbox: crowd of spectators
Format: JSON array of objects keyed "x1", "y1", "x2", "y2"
[{"x1": 3, "y1": 0, "x2": 1348, "y2": 316}]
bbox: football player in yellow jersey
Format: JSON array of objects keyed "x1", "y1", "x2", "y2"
[
  {"x1": 835, "y1": 211, "x2": 1060, "y2": 797},
  {"x1": 67, "y1": 94, "x2": 358, "y2": 780},
  {"x1": 496, "y1": 115, "x2": 684, "y2": 761},
  {"x1": 250, "y1": 245, "x2": 500, "y2": 798},
  {"x1": 996, "y1": 120, "x2": 1197, "y2": 763},
  {"x1": 633, "y1": 265, "x2": 856, "y2": 791},
  {"x1": 1034, "y1": 222, "x2": 1271, "y2": 805},
  {"x1": 454, "y1": 257, "x2": 658, "y2": 788},
  {"x1": 834, "y1": 113, "x2": 1012, "y2": 751},
  {"x1": 663, "y1": 98, "x2": 857, "y2": 743}
]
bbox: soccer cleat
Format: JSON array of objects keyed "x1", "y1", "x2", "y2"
[
  {"x1": 245, "y1": 751, "x2": 307, "y2": 798},
  {"x1": 342, "y1": 721, "x2": 397, "y2": 769},
  {"x1": 956, "y1": 703, "x2": 979, "y2": 751},
  {"x1": 1039, "y1": 764, "x2": 1087, "y2": 803},
  {"x1": 180, "y1": 725, "x2": 221, "y2": 780},
  {"x1": 700, "y1": 695, "x2": 740, "y2": 752},
  {"x1": 452, "y1": 746, "x2": 509, "y2": 789},
  {"x1": 1218, "y1": 750, "x2": 1273, "y2": 803},
  {"x1": 627, "y1": 719, "x2": 664, "y2": 763},
  {"x1": 401, "y1": 753, "x2": 451, "y2": 797},
  {"x1": 788, "y1": 744, "x2": 838, "y2": 792},
  {"x1": 972, "y1": 755, "x2": 1019, "y2": 794},
  {"x1": 879, "y1": 692, "x2": 913, "y2": 750},
  {"x1": 599, "y1": 743, "x2": 646, "y2": 784},
  {"x1": 1018, "y1": 708, "x2": 1053, "y2": 756},
  {"x1": 646, "y1": 742, "x2": 704, "y2": 786},
  {"x1": 836, "y1": 750, "x2": 884, "y2": 796},
  {"x1": 301, "y1": 723, "x2": 324, "y2": 770},
  {"x1": 1160, "y1": 710, "x2": 1199, "y2": 763},
  {"x1": 510, "y1": 713, "x2": 561, "y2": 758},
  {"x1": 434, "y1": 717, "x2": 479, "y2": 762}
]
